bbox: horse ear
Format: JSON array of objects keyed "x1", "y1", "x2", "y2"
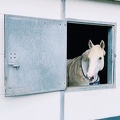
[
  {"x1": 100, "y1": 40, "x2": 105, "y2": 49},
  {"x1": 88, "y1": 40, "x2": 94, "y2": 48}
]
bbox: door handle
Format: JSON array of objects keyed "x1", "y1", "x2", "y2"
[
  {"x1": 8, "y1": 53, "x2": 20, "y2": 69},
  {"x1": 8, "y1": 62, "x2": 20, "y2": 69}
]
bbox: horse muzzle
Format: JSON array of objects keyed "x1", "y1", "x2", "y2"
[{"x1": 86, "y1": 75, "x2": 94, "y2": 81}]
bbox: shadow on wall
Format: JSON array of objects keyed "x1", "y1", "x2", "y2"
[{"x1": 100, "y1": 116, "x2": 120, "y2": 120}]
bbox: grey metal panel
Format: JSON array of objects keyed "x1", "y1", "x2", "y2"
[{"x1": 4, "y1": 15, "x2": 67, "y2": 96}]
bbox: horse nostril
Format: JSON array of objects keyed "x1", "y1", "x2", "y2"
[
  {"x1": 91, "y1": 76, "x2": 94, "y2": 80},
  {"x1": 86, "y1": 74, "x2": 94, "y2": 80}
]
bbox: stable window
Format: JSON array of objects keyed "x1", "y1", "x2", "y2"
[{"x1": 67, "y1": 20, "x2": 116, "y2": 89}]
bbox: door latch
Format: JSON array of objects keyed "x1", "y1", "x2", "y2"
[
  {"x1": 8, "y1": 62, "x2": 20, "y2": 69},
  {"x1": 8, "y1": 53, "x2": 20, "y2": 69}
]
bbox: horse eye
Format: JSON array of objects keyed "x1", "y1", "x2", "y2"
[{"x1": 99, "y1": 57, "x2": 102, "y2": 60}]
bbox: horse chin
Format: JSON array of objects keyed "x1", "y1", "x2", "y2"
[
  {"x1": 90, "y1": 79, "x2": 96, "y2": 83},
  {"x1": 91, "y1": 75, "x2": 98, "y2": 82}
]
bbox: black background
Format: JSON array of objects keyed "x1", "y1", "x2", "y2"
[{"x1": 67, "y1": 23, "x2": 108, "y2": 84}]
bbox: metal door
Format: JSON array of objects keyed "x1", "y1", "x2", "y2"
[{"x1": 4, "y1": 15, "x2": 66, "y2": 96}]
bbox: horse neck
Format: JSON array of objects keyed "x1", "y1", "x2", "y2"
[{"x1": 68, "y1": 56, "x2": 81, "y2": 74}]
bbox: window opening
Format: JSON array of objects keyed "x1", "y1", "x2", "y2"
[{"x1": 67, "y1": 22, "x2": 114, "y2": 87}]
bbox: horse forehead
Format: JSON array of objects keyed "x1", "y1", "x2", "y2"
[{"x1": 89, "y1": 45, "x2": 103, "y2": 58}]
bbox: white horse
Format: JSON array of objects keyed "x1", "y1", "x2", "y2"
[{"x1": 67, "y1": 40, "x2": 106, "y2": 86}]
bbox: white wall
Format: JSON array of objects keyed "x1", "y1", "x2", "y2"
[
  {"x1": 65, "y1": 0, "x2": 120, "y2": 120},
  {"x1": 1, "y1": 0, "x2": 120, "y2": 120},
  {"x1": 0, "y1": 14, "x2": 4, "y2": 96},
  {"x1": 0, "y1": 92, "x2": 61, "y2": 120},
  {"x1": 66, "y1": 0, "x2": 120, "y2": 23},
  {"x1": 0, "y1": 0, "x2": 62, "y2": 120},
  {"x1": 0, "y1": 0, "x2": 62, "y2": 19}
]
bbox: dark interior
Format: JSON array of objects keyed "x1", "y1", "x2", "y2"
[{"x1": 67, "y1": 22, "x2": 108, "y2": 84}]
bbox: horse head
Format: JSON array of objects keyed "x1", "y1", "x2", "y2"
[{"x1": 81, "y1": 40, "x2": 106, "y2": 83}]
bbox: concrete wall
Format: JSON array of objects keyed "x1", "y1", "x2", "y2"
[
  {"x1": 0, "y1": 0, "x2": 62, "y2": 120},
  {"x1": 0, "y1": 0, "x2": 120, "y2": 120}
]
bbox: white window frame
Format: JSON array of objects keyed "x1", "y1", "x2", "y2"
[{"x1": 66, "y1": 19, "x2": 116, "y2": 92}]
